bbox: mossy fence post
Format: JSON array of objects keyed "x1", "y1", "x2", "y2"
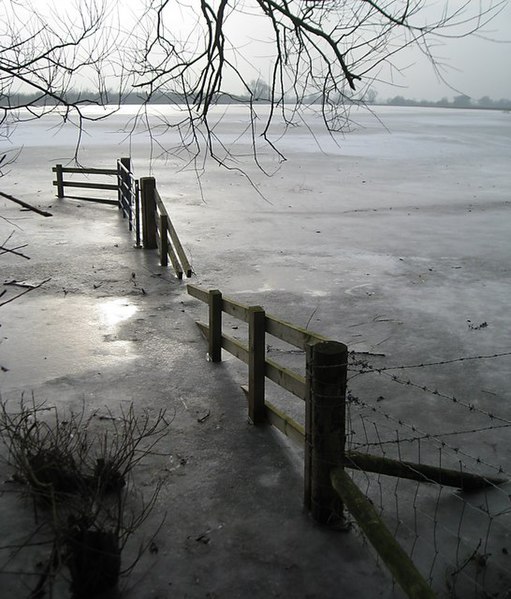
[
  {"x1": 140, "y1": 177, "x2": 157, "y2": 249},
  {"x1": 304, "y1": 340, "x2": 348, "y2": 526}
]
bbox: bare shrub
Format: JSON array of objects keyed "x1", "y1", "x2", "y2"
[{"x1": 0, "y1": 398, "x2": 169, "y2": 598}]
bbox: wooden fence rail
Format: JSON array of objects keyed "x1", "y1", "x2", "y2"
[
  {"x1": 140, "y1": 176, "x2": 192, "y2": 280},
  {"x1": 187, "y1": 283, "x2": 506, "y2": 599},
  {"x1": 188, "y1": 285, "x2": 320, "y2": 410},
  {"x1": 53, "y1": 164, "x2": 119, "y2": 204}
]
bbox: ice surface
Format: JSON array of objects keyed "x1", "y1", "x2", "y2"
[{"x1": 1, "y1": 104, "x2": 511, "y2": 597}]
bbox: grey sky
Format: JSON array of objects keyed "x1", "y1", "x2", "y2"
[
  {"x1": 201, "y1": 0, "x2": 511, "y2": 101},
  {"x1": 24, "y1": 0, "x2": 511, "y2": 102},
  {"x1": 376, "y1": 2, "x2": 511, "y2": 101}
]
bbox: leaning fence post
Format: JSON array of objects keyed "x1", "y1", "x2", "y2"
[
  {"x1": 248, "y1": 306, "x2": 266, "y2": 425},
  {"x1": 208, "y1": 290, "x2": 222, "y2": 363},
  {"x1": 305, "y1": 340, "x2": 348, "y2": 526},
  {"x1": 55, "y1": 164, "x2": 64, "y2": 198},
  {"x1": 140, "y1": 177, "x2": 157, "y2": 249}
]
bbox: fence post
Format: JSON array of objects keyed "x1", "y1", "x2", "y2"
[
  {"x1": 140, "y1": 177, "x2": 158, "y2": 249},
  {"x1": 116, "y1": 160, "x2": 122, "y2": 211},
  {"x1": 248, "y1": 306, "x2": 266, "y2": 425},
  {"x1": 208, "y1": 290, "x2": 222, "y2": 363},
  {"x1": 160, "y1": 214, "x2": 169, "y2": 266},
  {"x1": 55, "y1": 164, "x2": 64, "y2": 198},
  {"x1": 134, "y1": 179, "x2": 141, "y2": 248},
  {"x1": 120, "y1": 157, "x2": 132, "y2": 225},
  {"x1": 305, "y1": 340, "x2": 348, "y2": 526}
]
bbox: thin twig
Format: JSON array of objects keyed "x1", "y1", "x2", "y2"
[
  {"x1": 0, "y1": 278, "x2": 51, "y2": 307},
  {"x1": 0, "y1": 244, "x2": 30, "y2": 260}
]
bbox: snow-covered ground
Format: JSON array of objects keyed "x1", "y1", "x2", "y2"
[{"x1": 2, "y1": 104, "x2": 511, "y2": 596}]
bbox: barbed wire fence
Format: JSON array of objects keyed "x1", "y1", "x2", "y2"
[{"x1": 345, "y1": 350, "x2": 511, "y2": 598}]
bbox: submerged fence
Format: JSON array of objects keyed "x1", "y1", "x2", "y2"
[
  {"x1": 53, "y1": 163, "x2": 118, "y2": 204},
  {"x1": 52, "y1": 163, "x2": 190, "y2": 280},
  {"x1": 49, "y1": 160, "x2": 511, "y2": 596},
  {"x1": 187, "y1": 284, "x2": 510, "y2": 598},
  {"x1": 52, "y1": 159, "x2": 136, "y2": 234},
  {"x1": 139, "y1": 177, "x2": 192, "y2": 280}
]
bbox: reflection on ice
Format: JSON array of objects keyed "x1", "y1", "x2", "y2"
[{"x1": 98, "y1": 299, "x2": 138, "y2": 327}]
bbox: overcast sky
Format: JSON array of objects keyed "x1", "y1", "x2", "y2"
[
  {"x1": 375, "y1": 2, "x2": 511, "y2": 101},
  {"x1": 149, "y1": 0, "x2": 511, "y2": 102},
  {"x1": 23, "y1": 0, "x2": 511, "y2": 102},
  {"x1": 224, "y1": 0, "x2": 511, "y2": 102}
]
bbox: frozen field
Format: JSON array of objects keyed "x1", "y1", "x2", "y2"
[
  {"x1": 6, "y1": 104, "x2": 510, "y2": 414},
  {"x1": 1, "y1": 104, "x2": 511, "y2": 596}
]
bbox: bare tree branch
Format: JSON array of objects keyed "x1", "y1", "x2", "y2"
[
  {"x1": 125, "y1": 0, "x2": 507, "y2": 172},
  {"x1": 1, "y1": 0, "x2": 507, "y2": 175}
]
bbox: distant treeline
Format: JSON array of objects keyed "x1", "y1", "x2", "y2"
[
  {"x1": 3, "y1": 89, "x2": 257, "y2": 107},
  {"x1": 382, "y1": 94, "x2": 511, "y2": 110},
  {"x1": 3, "y1": 90, "x2": 511, "y2": 111}
]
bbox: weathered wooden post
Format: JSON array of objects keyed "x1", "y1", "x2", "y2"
[
  {"x1": 55, "y1": 164, "x2": 64, "y2": 198},
  {"x1": 134, "y1": 179, "x2": 141, "y2": 248},
  {"x1": 304, "y1": 340, "x2": 348, "y2": 526},
  {"x1": 160, "y1": 213, "x2": 169, "y2": 266},
  {"x1": 208, "y1": 290, "x2": 222, "y2": 363},
  {"x1": 139, "y1": 177, "x2": 157, "y2": 249},
  {"x1": 248, "y1": 306, "x2": 266, "y2": 424},
  {"x1": 116, "y1": 159, "x2": 122, "y2": 211},
  {"x1": 119, "y1": 157, "x2": 132, "y2": 226}
]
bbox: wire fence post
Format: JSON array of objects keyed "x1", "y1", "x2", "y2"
[
  {"x1": 208, "y1": 290, "x2": 222, "y2": 363},
  {"x1": 305, "y1": 340, "x2": 348, "y2": 526},
  {"x1": 248, "y1": 306, "x2": 266, "y2": 425},
  {"x1": 140, "y1": 177, "x2": 157, "y2": 250}
]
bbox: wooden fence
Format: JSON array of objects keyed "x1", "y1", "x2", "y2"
[
  {"x1": 116, "y1": 158, "x2": 137, "y2": 236},
  {"x1": 53, "y1": 158, "x2": 139, "y2": 245},
  {"x1": 187, "y1": 284, "x2": 506, "y2": 599},
  {"x1": 53, "y1": 163, "x2": 119, "y2": 204},
  {"x1": 139, "y1": 177, "x2": 192, "y2": 280},
  {"x1": 52, "y1": 165, "x2": 191, "y2": 275}
]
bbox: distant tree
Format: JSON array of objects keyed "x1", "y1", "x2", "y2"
[
  {"x1": 364, "y1": 88, "x2": 378, "y2": 105},
  {"x1": 249, "y1": 79, "x2": 272, "y2": 101},
  {"x1": 494, "y1": 98, "x2": 511, "y2": 109},
  {"x1": 478, "y1": 96, "x2": 494, "y2": 108},
  {"x1": 387, "y1": 95, "x2": 416, "y2": 107},
  {"x1": 452, "y1": 94, "x2": 472, "y2": 108}
]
